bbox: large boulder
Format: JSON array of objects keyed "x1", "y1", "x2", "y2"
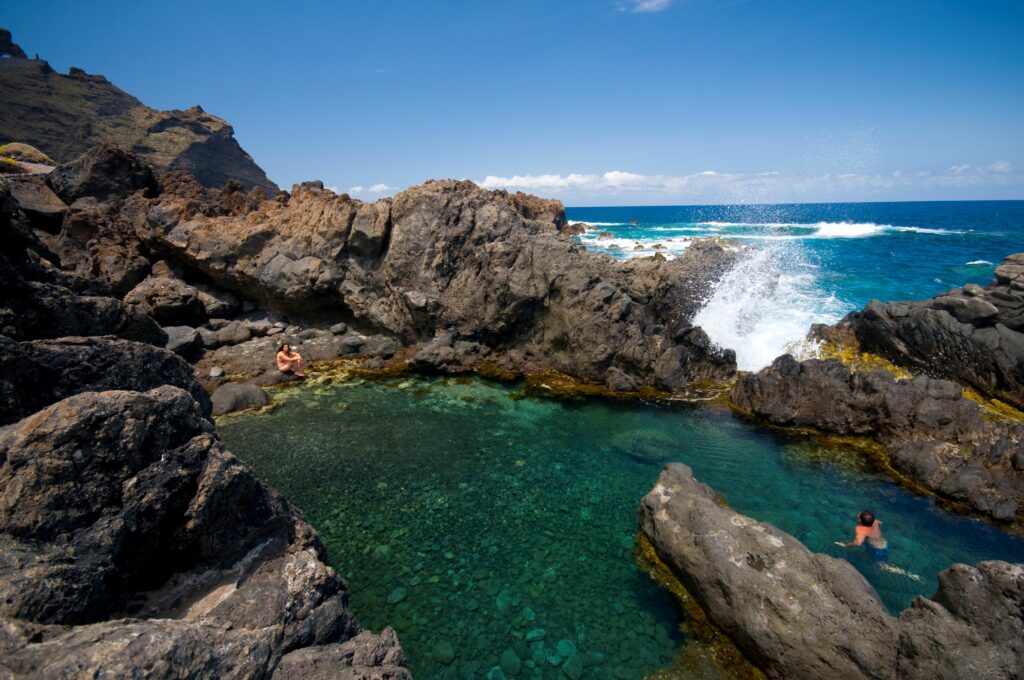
[
  {"x1": 1, "y1": 279, "x2": 165, "y2": 345},
  {"x1": 46, "y1": 143, "x2": 159, "y2": 204},
  {"x1": 211, "y1": 382, "x2": 271, "y2": 416},
  {"x1": 731, "y1": 355, "x2": 983, "y2": 442},
  {"x1": 4, "y1": 175, "x2": 67, "y2": 231},
  {"x1": 639, "y1": 464, "x2": 1024, "y2": 680},
  {"x1": 124, "y1": 275, "x2": 208, "y2": 326},
  {"x1": 640, "y1": 463, "x2": 898, "y2": 679},
  {"x1": 0, "y1": 385, "x2": 408, "y2": 677},
  {"x1": 0, "y1": 335, "x2": 211, "y2": 425}
]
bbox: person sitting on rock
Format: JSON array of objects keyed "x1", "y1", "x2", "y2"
[{"x1": 276, "y1": 343, "x2": 306, "y2": 378}]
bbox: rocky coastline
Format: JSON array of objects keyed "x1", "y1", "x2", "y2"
[
  {"x1": 638, "y1": 463, "x2": 1024, "y2": 680},
  {"x1": 3, "y1": 139, "x2": 1023, "y2": 676},
  {"x1": 2, "y1": 25, "x2": 1023, "y2": 677}
]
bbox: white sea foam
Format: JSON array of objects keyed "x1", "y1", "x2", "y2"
[
  {"x1": 811, "y1": 222, "x2": 886, "y2": 238},
  {"x1": 965, "y1": 259, "x2": 993, "y2": 265},
  {"x1": 689, "y1": 220, "x2": 965, "y2": 238},
  {"x1": 693, "y1": 246, "x2": 847, "y2": 371},
  {"x1": 578, "y1": 232, "x2": 694, "y2": 259}
]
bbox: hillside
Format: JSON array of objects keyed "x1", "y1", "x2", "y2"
[{"x1": 0, "y1": 28, "x2": 276, "y2": 191}]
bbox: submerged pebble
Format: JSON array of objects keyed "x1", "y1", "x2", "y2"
[{"x1": 500, "y1": 648, "x2": 522, "y2": 676}]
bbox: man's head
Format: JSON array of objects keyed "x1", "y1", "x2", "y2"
[{"x1": 858, "y1": 510, "x2": 875, "y2": 527}]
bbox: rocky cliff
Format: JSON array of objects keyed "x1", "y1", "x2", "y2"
[
  {"x1": 133, "y1": 177, "x2": 738, "y2": 391},
  {"x1": 2, "y1": 143, "x2": 739, "y2": 394},
  {"x1": 0, "y1": 169, "x2": 409, "y2": 678},
  {"x1": 639, "y1": 464, "x2": 1024, "y2": 680},
  {"x1": 0, "y1": 29, "x2": 276, "y2": 192}
]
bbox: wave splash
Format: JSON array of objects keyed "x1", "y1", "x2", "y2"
[
  {"x1": 574, "y1": 221, "x2": 965, "y2": 259},
  {"x1": 693, "y1": 246, "x2": 848, "y2": 371}
]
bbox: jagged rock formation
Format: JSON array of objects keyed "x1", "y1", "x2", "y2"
[
  {"x1": 133, "y1": 177, "x2": 738, "y2": 390},
  {"x1": 0, "y1": 29, "x2": 276, "y2": 191},
  {"x1": 0, "y1": 169, "x2": 409, "y2": 678},
  {"x1": 837, "y1": 254, "x2": 1024, "y2": 409},
  {"x1": 732, "y1": 355, "x2": 1024, "y2": 523},
  {"x1": 6, "y1": 143, "x2": 740, "y2": 390},
  {"x1": 639, "y1": 464, "x2": 1024, "y2": 680}
]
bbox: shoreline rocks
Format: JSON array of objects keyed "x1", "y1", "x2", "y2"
[
  {"x1": 639, "y1": 463, "x2": 1024, "y2": 680},
  {"x1": 130, "y1": 176, "x2": 738, "y2": 391},
  {"x1": 0, "y1": 173, "x2": 410, "y2": 676},
  {"x1": 837, "y1": 253, "x2": 1024, "y2": 409},
  {"x1": 732, "y1": 355, "x2": 1024, "y2": 523}
]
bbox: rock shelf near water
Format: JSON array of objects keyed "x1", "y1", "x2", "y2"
[
  {"x1": 732, "y1": 354, "x2": 1024, "y2": 523},
  {"x1": 837, "y1": 253, "x2": 1024, "y2": 409},
  {"x1": 639, "y1": 463, "x2": 1024, "y2": 680}
]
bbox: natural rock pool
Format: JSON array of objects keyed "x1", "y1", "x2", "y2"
[{"x1": 218, "y1": 374, "x2": 1024, "y2": 680}]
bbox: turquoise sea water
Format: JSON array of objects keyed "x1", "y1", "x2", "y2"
[
  {"x1": 567, "y1": 201, "x2": 1024, "y2": 370},
  {"x1": 219, "y1": 375, "x2": 1024, "y2": 680}
]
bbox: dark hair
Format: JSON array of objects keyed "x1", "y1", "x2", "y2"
[
  {"x1": 278, "y1": 343, "x2": 290, "y2": 353},
  {"x1": 858, "y1": 510, "x2": 875, "y2": 527}
]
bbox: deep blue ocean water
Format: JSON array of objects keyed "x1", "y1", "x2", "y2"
[{"x1": 567, "y1": 201, "x2": 1024, "y2": 370}]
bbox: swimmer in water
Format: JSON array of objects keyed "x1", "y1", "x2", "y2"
[{"x1": 835, "y1": 510, "x2": 920, "y2": 581}]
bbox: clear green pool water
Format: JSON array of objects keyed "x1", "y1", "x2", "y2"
[{"x1": 217, "y1": 375, "x2": 1024, "y2": 680}]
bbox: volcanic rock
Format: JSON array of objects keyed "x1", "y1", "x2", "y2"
[
  {"x1": 124, "y1": 275, "x2": 208, "y2": 326},
  {"x1": 839, "y1": 253, "x2": 1024, "y2": 408},
  {"x1": 211, "y1": 382, "x2": 271, "y2": 416},
  {"x1": 3, "y1": 175, "x2": 66, "y2": 231},
  {"x1": 732, "y1": 355, "x2": 1024, "y2": 522},
  {"x1": 135, "y1": 178, "x2": 738, "y2": 390},
  {"x1": 163, "y1": 325, "x2": 203, "y2": 357},
  {"x1": 0, "y1": 31, "x2": 276, "y2": 191},
  {"x1": 0, "y1": 335, "x2": 211, "y2": 425},
  {"x1": 639, "y1": 463, "x2": 1024, "y2": 680},
  {"x1": 47, "y1": 143, "x2": 158, "y2": 204},
  {"x1": 0, "y1": 385, "x2": 408, "y2": 677},
  {"x1": 272, "y1": 628, "x2": 412, "y2": 679}
]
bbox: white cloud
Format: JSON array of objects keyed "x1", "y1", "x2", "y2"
[
  {"x1": 347, "y1": 183, "x2": 396, "y2": 196},
  {"x1": 627, "y1": 0, "x2": 672, "y2": 11},
  {"x1": 477, "y1": 165, "x2": 1024, "y2": 203}
]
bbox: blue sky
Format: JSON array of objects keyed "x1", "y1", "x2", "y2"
[{"x1": 3, "y1": 0, "x2": 1023, "y2": 205}]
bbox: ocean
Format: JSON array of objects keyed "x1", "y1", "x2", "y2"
[{"x1": 566, "y1": 200, "x2": 1024, "y2": 371}]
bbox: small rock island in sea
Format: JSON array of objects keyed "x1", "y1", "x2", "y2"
[{"x1": 1, "y1": 27, "x2": 1022, "y2": 680}]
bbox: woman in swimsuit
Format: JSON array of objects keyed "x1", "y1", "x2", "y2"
[{"x1": 276, "y1": 343, "x2": 306, "y2": 378}]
